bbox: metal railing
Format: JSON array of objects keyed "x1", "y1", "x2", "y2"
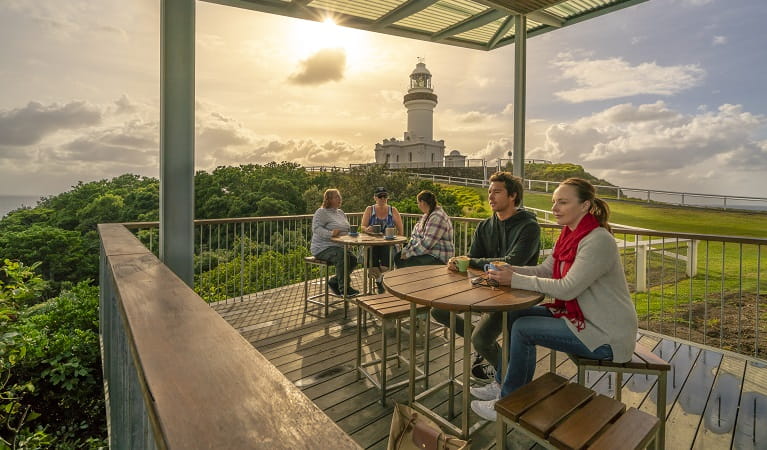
[{"x1": 124, "y1": 214, "x2": 766, "y2": 359}]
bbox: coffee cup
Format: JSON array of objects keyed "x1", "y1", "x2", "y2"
[
  {"x1": 454, "y1": 256, "x2": 470, "y2": 272},
  {"x1": 484, "y1": 261, "x2": 508, "y2": 272},
  {"x1": 385, "y1": 227, "x2": 396, "y2": 239},
  {"x1": 372, "y1": 224, "x2": 381, "y2": 234},
  {"x1": 349, "y1": 225, "x2": 358, "y2": 236}
]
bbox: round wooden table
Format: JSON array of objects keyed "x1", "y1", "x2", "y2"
[
  {"x1": 331, "y1": 232, "x2": 408, "y2": 296},
  {"x1": 383, "y1": 264, "x2": 544, "y2": 439}
]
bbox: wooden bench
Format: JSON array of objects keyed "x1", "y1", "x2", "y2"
[
  {"x1": 356, "y1": 294, "x2": 430, "y2": 405},
  {"x1": 303, "y1": 256, "x2": 346, "y2": 317},
  {"x1": 550, "y1": 343, "x2": 670, "y2": 449},
  {"x1": 495, "y1": 372, "x2": 659, "y2": 450}
]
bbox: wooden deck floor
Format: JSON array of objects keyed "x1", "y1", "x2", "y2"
[{"x1": 212, "y1": 275, "x2": 767, "y2": 449}]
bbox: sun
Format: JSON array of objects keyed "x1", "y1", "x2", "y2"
[{"x1": 288, "y1": 15, "x2": 368, "y2": 63}]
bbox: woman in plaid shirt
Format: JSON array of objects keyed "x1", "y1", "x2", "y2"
[{"x1": 394, "y1": 190, "x2": 454, "y2": 267}]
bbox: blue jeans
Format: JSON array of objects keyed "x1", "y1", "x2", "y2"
[{"x1": 497, "y1": 306, "x2": 613, "y2": 398}]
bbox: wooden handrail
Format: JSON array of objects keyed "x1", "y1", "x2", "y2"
[{"x1": 99, "y1": 223, "x2": 360, "y2": 448}]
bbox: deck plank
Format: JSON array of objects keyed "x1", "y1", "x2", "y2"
[{"x1": 212, "y1": 281, "x2": 767, "y2": 450}]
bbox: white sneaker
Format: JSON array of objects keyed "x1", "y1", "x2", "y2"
[
  {"x1": 471, "y1": 399, "x2": 498, "y2": 421},
  {"x1": 470, "y1": 381, "x2": 501, "y2": 400}
]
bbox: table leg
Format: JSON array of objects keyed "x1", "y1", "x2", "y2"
[
  {"x1": 448, "y1": 311, "x2": 456, "y2": 419},
  {"x1": 499, "y1": 311, "x2": 509, "y2": 445},
  {"x1": 343, "y1": 245, "x2": 349, "y2": 318},
  {"x1": 362, "y1": 245, "x2": 369, "y2": 295},
  {"x1": 462, "y1": 310, "x2": 472, "y2": 438},
  {"x1": 409, "y1": 302, "x2": 417, "y2": 404}
]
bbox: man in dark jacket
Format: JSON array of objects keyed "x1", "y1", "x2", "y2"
[{"x1": 433, "y1": 172, "x2": 540, "y2": 383}]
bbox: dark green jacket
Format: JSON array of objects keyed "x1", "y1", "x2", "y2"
[{"x1": 468, "y1": 208, "x2": 540, "y2": 268}]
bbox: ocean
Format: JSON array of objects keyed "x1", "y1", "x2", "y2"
[{"x1": 0, "y1": 195, "x2": 42, "y2": 219}]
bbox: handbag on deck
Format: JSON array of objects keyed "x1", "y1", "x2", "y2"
[{"x1": 387, "y1": 402, "x2": 469, "y2": 450}]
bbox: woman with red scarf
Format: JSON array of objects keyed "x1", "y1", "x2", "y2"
[{"x1": 470, "y1": 178, "x2": 638, "y2": 421}]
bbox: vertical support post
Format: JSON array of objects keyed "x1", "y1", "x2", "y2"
[
  {"x1": 637, "y1": 241, "x2": 648, "y2": 292},
  {"x1": 512, "y1": 15, "x2": 527, "y2": 180},
  {"x1": 160, "y1": 0, "x2": 195, "y2": 286},
  {"x1": 686, "y1": 240, "x2": 699, "y2": 277}
]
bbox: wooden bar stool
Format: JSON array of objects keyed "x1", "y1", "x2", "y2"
[
  {"x1": 356, "y1": 294, "x2": 431, "y2": 406},
  {"x1": 550, "y1": 343, "x2": 670, "y2": 449},
  {"x1": 303, "y1": 256, "x2": 344, "y2": 317},
  {"x1": 495, "y1": 372, "x2": 659, "y2": 449}
]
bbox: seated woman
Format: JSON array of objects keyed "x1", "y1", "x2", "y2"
[
  {"x1": 360, "y1": 186, "x2": 404, "y2": 293},
  {"x1": 310, "y1": 188, "x2": 359, "y2": 297},
  {"x1": 394, "y1": 190, "x2": 454, "y2": 267},
  {"x1": 470, "y1": 178, "x2": 638, "y2": 421}
]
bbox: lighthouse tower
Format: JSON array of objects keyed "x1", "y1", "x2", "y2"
[
  {"x1": 374, "y1": 60, "x2": 446, "y2": 168},
  {"x1": 404, "y1": 61, "x2": 438, "y2": 141}
]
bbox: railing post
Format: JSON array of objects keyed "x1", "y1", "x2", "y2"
[
  {"x1": 636, "y1": 240, "x2": 648, "y2": 292},
  {"x1": 687, "y1": 240, "x2": 699, "y2": 277}
]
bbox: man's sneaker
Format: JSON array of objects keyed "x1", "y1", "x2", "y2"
[
  {"x1": 327, "y1": 277, "x2": 341, "y2": 296},
  {"x1": 471, "y1": 399, "x2": 497, "y2": 421},
  {"x1": 471, "y1": 362, "x2": 496, "y2": 380},
  {"x1": 342, "y1": 286, "x2": 360, "y2": 297},
  {"x1": 376, "y1": 281, "x2": 385, "y2": 294},
  {"x1": 472, "y1": 352, "x2": 483, "y2": 366},
  {"x1": 470, "y1": 381, "x2": 501, "y2": 401}
]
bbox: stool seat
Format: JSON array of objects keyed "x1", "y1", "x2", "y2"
[{"x1": 496, "y1": 372, "x2": 659, "y2": 450}]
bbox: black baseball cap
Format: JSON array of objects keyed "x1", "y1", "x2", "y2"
[{"x1": 374, "y1": 187, "x2": 388, "y2": 197}]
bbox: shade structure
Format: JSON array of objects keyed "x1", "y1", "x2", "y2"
[{"x1": 160, "y1": 0, "x2": 650, "y2": 284}]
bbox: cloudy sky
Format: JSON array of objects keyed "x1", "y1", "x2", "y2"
[{"x1": 1, "y1": 0, "x2": 765, "y2": 198}]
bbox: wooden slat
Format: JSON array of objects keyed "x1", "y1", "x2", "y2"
[
  {"x1": 548, "y1": 394, "x2": 625, "y2": 450},
  {"x1": 494, "y1": 372, "x2": 568, "y2": 421},
  {"x1": 588, "y1": 408, "x2": 659, "y2": 450},
  {"x1": 519, "y1": 382, "x2": 594, "y2": 438}
]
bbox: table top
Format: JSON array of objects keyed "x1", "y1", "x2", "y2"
[
  {"x1": 383, "y1": 265, "x2": 544, "y2": 312},
  {"x1": 331, "y1": 232, "x2": 408, "y2": 247}
]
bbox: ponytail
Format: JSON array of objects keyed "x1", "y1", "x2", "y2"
[{"x1": 590, "y1": 197, "x2": 611, "y2": 233}]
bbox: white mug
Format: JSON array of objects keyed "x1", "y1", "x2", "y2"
[{"x1": 385, "y1": 227, "x2": 396, "y2": 238}]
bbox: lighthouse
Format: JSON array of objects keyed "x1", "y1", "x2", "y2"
[
  {"x1": 404, "y1": 61, "x2": 438, "y2": 141},
  {"x1": 374, "y1": 59, "x2": 446, "y2": 168}
]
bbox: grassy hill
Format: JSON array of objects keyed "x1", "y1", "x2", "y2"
[{"x1": 449, "y1": 185, "x2": 767, "y2": 238}]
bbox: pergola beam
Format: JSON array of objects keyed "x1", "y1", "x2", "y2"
[
  {"x1": 374, "y1": 0, "x2": 440, "y2": 28},
  {"x1": 431, "y1": 9, "x2": 507, "y2": 41}
]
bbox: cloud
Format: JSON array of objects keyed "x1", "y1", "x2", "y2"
[
  {"x1": 553, "y1": 54, "x2": 705, "y2": 103},
  {"x1": 458, "y1": 111, "x2": 495, "y2": 123},
  {"x1": 712, "y1": 35, "x2": 727, "y2": 46},
  {"x1": 287, "y1": 48, "x2": 346, "y2": 86},
  {"x1": 54, "y1": 119, "x2": 157, "y2": 165},
  {"x1": 0, "y1": 100, "x2": 102, "y2": 146},
  {"x1": 529, "y1": 102, "x2": 767, "y2": 191}
]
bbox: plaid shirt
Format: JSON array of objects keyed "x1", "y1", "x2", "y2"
[{"x1": 402, "y1": 206, "x2": 454, "y2": 263}]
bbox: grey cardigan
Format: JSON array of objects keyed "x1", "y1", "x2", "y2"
[
  {"x1": 510, "y1": 227, "x2": 637, "y2": 363},
  {"x1": 310, "y1": 207, "x2": 350, "y2": 256}
]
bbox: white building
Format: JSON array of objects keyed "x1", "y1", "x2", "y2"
[{"x1": 374, "y1": 61, "x2": 452, "y2": 168}]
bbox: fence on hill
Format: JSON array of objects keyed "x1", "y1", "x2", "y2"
[{"x1": 304, "y1": 166, "x2": 767, "y2": 211}]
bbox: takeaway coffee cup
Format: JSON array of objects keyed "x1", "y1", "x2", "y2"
[
  {"x1": 454, "y1": 256, "x2": 470, "y2": 272},
  {"x1": 385, "y1": 227, "x2": 396, "y2": 239},
  {"x1": 484, "y1": 261, "x2": 509, "y2": 272}
]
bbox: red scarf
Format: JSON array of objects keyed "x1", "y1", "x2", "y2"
[{"x1": 545, "y1": 213, "x2": 599, "y2": 331}]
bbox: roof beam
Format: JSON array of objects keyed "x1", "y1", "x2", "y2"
[
  {"x1": 482, "y1": 0, "x2": 566, "y2": 15},
  {"x1": 474, "y1": 0, "x2": 564, "y2": 26},
  {"x1": 431, "y1": 8, "x2": 507, "y2": 41},
  {"x1": 488, "y1": 15, "x2": 514, "y2": 49},
  {"x1": 374, "y1": 0, "x2": 440, "y2": 27}
]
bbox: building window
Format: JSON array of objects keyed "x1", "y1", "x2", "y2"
[
  {"x1": 409, "y1": 152, "x2": 412, "y2": 162},
  {"x1": 396, "y1": 155, "x2": 399, "y2": 162},
  {"x1": 431, "y1": 153, "x2": 434, "y2": 162}
]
